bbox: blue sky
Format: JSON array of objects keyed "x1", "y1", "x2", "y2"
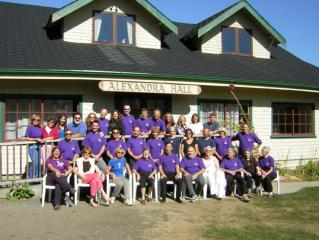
[{"x1": 1, "y1": 0, "x2": 319, "y2": 67}]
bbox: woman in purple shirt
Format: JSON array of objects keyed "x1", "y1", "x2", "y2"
[
  {"x1": 106, "y1": 127, "x2": 127, "y2": 159},
  {"x1": 220, "y1": 148, "x2": 249, "y2": 202},
  {"x1": 21, "y1": 114, "x2": 42, "y2": 179},
  {"x1": 147, "y1": 127, "x2": 165, "y2": 165},
  {"x1": 46, "y1": 147, "x2": 74, "y2": 210},
  {"x1": 258, "y1": 146, "x2": 277, "y2": 197},
  {"x1": 133, "y1": 148, "x2": 157, "y2": 205}
]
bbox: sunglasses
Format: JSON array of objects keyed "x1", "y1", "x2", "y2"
[
  {"x1": 32, "y1": 119, "x2": 40, "y2": 122},
  {"x1": 83, "y1": 152, "x2": 91, "y2": 154},
  {"x1": 65, "y1": 133, "x2": 72, "y2": 136}
]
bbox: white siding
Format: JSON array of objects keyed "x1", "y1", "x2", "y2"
[
  {"x1": 201, "y1": 12, "x2": 271, "y2": 59},
  {"x1": 63, "y1": 0, "x2": 161, "y2": 49}
]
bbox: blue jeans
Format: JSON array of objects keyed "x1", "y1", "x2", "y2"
[{"x1": 28, "y1": 145, "x2": 40, "y2": 178}]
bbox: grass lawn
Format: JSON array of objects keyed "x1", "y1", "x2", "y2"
[{"x1": 203, "y1": 187, "x2": 319, "y2": 240}]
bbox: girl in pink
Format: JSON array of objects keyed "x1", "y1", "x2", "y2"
[{"x1": 74, "y1": 146, "x2": 110, "y2": 207}]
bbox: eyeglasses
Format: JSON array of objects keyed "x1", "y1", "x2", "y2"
[
  {"x1": 32, "y1": 119, "x2": 40, "y2": 122},
  {"x1": 83, "y1": 152, "x2": 91, "y2": 154}
]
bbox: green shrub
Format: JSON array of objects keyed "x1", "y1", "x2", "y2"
[
  {"x1": 277, "y1": 160, "x2": 319, "y2": 181},
  {"x1": 6, "y1": 183, "x2": 35, "y2": 200}
]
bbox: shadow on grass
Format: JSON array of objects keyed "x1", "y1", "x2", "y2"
[
  {"x1": 204, "y1": 226, "x2": 318, "y2": 240},
  {"x1": 203, "y1": 187, "x2": 319, "y2": 240}
]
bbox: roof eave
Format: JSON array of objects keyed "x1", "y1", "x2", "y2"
[
  {"x1": 50, "y1": 0, "x2": 178, "y2": 34},
  {"x1": 197, "y1": 0, "x2": 286, "y2": 44}
]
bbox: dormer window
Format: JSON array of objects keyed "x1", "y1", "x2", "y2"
[
  {"x1": 93, "y1": 12, "x2": 135, "y2": 45},
  {"x1": 222, "y1": 27, "x2": 252, "y2": 56}
]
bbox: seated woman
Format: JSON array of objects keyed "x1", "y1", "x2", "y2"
[
  {"x1": 240, "y1": 149, "x2": 262, "y2": 196},
  {"x1": 202, "y1": 146, "x2": 226, "y2": 200},
  {"x1": 180, "y1": 146, "x2": 206, "y2": 203},
  {"x1": 220, "y1": 148, "x2": 249, "y2": 202},
  {"x1": 133, "y1": 148, "x2": 157, "y2": 205},
  {"x1": 74, "y1": 147, "x2": 110, "y2": 207},
  {"x1": 258, "y1": 146, "x2": 277, "y2": 197},
  {"x1": 107, "y1": 147, "x2": 132, "y2": 206},
  {"x1": 46, "y1": 147, "x2": 75, "y2": 210}
]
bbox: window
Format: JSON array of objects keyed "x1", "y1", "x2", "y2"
[
  {"x1": 94, "y1": 12, "x2": 135, "y2": 45},
  {"x1": 3, "y1": 96, "x2": 80, "y2": 141},
  {"x1": 222, "y1": 27, "x2": 252, "y2": 55},
  {"x1": 272, "y1": 103, "x2": 314, "y2": 136},
  {"x1": 199, "y1": 100, "x2": 251, "y2": 135}
]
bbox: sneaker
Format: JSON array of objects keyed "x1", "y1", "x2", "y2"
[
  {"x1": 256, "y1": 188, "x2": 262, "y2": 197},
  {"x1": 176, "y1": 198, "x2": 183, "y2": 204},
  {"x1": 64, "y1": 194, "x2": 74, "y2": 207},
  {"x1": 241, "y1": 195, "x2": 250, "y2": 202},
  {"x1": 160, "y1": 198, "x2": 166, "y2": 203},
  {"x1": 190, "y1": 194, "x2": 198, "y2": 203},
  {"x1": 217, "y1": 197, "x2": 222, "y2": 201},
  {"x1": 110, "y1": 196, "x2": 116, "y2": 204},
  {"x1": 124, "y1": 199, "x2": 132, "y2": 206},
  {"x1": 268, "y1": 192, "x2": 274, "y2": 198},
  {"x1": 54, "y1": 205, "x2": 60, "y2": 210}
]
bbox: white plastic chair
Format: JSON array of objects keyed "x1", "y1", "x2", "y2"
[
  {"x1": 74, "y1": 174, "x2": 101, "y2": 205},
  {"x1": 41, "y1": 173, "x2": 71, "y2": 207},
  {"x1": 261, "y1": 170, "x2": 280, "y2": 195},
  {"x1": 106, "y1": 170, "x2": 133, "y2": 204},
  {"x1": 132, "y1": 172, "x2": 158, "y2": 203}
]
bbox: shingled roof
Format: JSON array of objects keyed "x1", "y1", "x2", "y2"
[{"x1": 0, "y1": 1, "x2": 319, "y2": 90}]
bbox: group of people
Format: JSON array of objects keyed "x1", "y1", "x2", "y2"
[{"x1": 22, "y1": 106, "x2": 277, "y2": 210}]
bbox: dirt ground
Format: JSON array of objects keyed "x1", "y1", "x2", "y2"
[{"x1": 0, "y1": 196, "x2": 249, "y2": 240}]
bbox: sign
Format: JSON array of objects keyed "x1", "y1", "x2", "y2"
[{"x1": 99, "y1": 80, "x2": 201, "y2": 95}]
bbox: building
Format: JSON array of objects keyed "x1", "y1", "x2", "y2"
[{"x1": 0, "y1": 0, "x2": 319, "y2": 168}]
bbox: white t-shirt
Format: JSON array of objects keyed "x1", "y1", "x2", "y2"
[
  {"x1": 188, "y1": 122, "x2": 203, "y2": 135},
  {"x1": 202, "y1": 156, "x2": 219, "y2": 174}
]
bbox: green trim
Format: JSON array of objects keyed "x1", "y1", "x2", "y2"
[
  {"x1": 198, "y1": 0, "x2": 286, "y2": 44},
  {"x1": 1, "y1": 68, "x2": 319, "y2": 91},
  {"x1": 52, "y1": 0, "x2": 94, "y2": 22},
  {"x1": 136, "y1": 0, "x2": 178, "y2": 34},
  {"x1": 51, "y1": 0, "x2": 178, "y2": 34},
  {"x1": 0, "y1": 101, "x2": 4, "y2": 142},
  {"x1": 270, "y1": 135, "x2": 317, "y2": 139}
]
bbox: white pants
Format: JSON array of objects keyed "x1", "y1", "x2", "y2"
[{"x1": 203, "y1": 169, "x2": 226, "y2": 198}]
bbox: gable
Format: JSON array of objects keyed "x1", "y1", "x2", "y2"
[{"x1": 48, "y1": 0, "x2": 178, "y2": 35}]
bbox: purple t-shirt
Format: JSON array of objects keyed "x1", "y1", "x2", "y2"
[
  {"x1": 151, "y1": 118, "x2": 166, "y2": 132},
  {"x1": 147, "y1": 138, "x2": 165, "y2": 160},
  {"x1": 215, "y1": 136, "x2": 232, "y2": 158},
  {"x1": 25, "y1": 125, "x2": 42, "y2": 138},
  {"x1": 82, "y1": 132, "x2": 106, "y2": 155},
  {"x1": 98, "y1": 117, "x2": 109, "y2": 136},
  {"x1": 159, "y1": 154, "x2": 180, "y2": 174},
  {"x1": 220, "y1": 157, "x2": 244, "y2": 171},
  {"x1": 180, "y1": 156, "x2": 205, "y2": 174},
  {"x1": 127, "y1": 137, "x2": 147, "y2": 156},
  {"x1": 134, "y1": 158, "x2": 157, "y2": 173},
  {"x1": 232, "y1": 132, "x2": 262, "y2": 156},
  {"x1": 258, "y1": 155, "x2": 275, "y2": 173},
  {"x1": 58, "y1": 139, "x2": 80, "y2": 161},
  {"x1": 121, "y1": 114, "x2": 135, "y2": 135},
  {"x1": 46, "y1": 158, "x2": 69, "y2": 174},
  {"x1": 134, "y1": 118, "x2": 153, "y2": 134},
  {"x1": 106, "y1": 139, "x2": 128, "y2": 156}
]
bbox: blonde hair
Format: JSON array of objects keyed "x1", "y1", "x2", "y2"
[
  {"x1": 29, "y1": 114, "x2": 41, "y2": 125},
  {"x1": 177, "y1": 115, "x2": 186, "y2": 127},
  {"x1": 85, "y1": 113, "x2": 97, "y2": 127}
]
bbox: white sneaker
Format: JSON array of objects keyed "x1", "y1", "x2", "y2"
[
  {"x1": 110, "y1": 196, "x2": 116, "y2": 204},
  {"x1": 124, "y1": 199, "x2": 132, "y2": 206},
  {"x1": 190, "y1": 194, "x2": 198, "y2": 203}
]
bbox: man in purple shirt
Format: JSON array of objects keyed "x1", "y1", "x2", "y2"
[
  {"x1": 121, "y1": 105, "x2": 135, "y2": 136},
  {"x1": 98, "y1": 108, "x2": 109, "y2": 136},
  {"x1": 158, "y1": 143, "x2": 183, "y2": 203},
  {"x1": 133, "y1": 108, "x2": 153, "y2": 134},
  {"x1": 215, "y1": 127, "x2": 233, "y2": 161},
  {"x1": 151, "y1": 108, "x2": 166, "y2": 133},
  {"x1": 180, "y1": 146, "x2": 206, "y2": 202},
  {"x1": 127, "y1": 126, "x2": 147, "y2": 169},
  {"x1": 57, "y1": 129, "x2": 80, "y2": 164},
  {"x1": 220, "y1": 148, "x2": 249, "y2": 202},
  {"x1": 232, "y1": 123, "x2": 262, "y2": 157},
  {"x1": 82, "y1": 120, "x2": 107, "y2": 173},
  {"x1": 106, "y1": 128, "x2": 128, "y2": 159}
]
